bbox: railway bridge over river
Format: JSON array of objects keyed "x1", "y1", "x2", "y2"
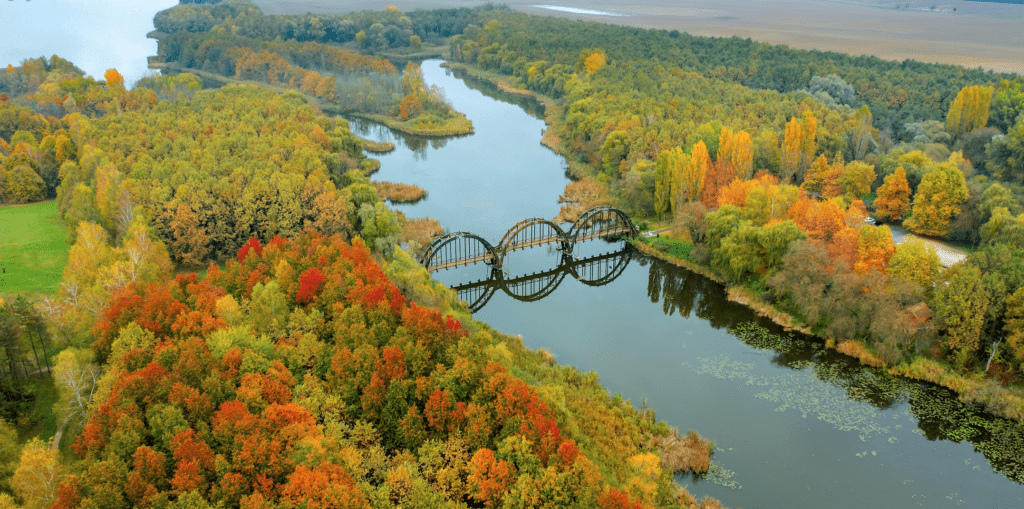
[{"x1": 420, "y1": 206, "x2": 639, "y2": 272}]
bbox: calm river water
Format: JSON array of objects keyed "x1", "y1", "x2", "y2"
[
  {"x1": 355, "y1": 60, "x2": 1024, "y2": 509},
  {"x1": 3, "y1": 2, "x2": 1022, "y2": 505}
]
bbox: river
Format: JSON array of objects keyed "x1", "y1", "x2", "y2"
[
  {"x1": 354, "y1": 60, "x2": 1024, "y2": 508},
  {"x1": 2, "y1": 3, "x2": 1022, "y2": 506}
]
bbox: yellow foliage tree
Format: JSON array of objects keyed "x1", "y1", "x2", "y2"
[
  {"x1": 886, "y1": 240, "x2": 941, "y2": 288},
  {"x1": 781, "y1": 116, "x2": 802, "y2": 183},
  {"x1": 946, "y1": 85, "x2": 994, "y2": 139},
  {"x1": 839, "y1": 160, "x2": 876, "y2": 200},
  {"x1": 875, "y1": 167, "x2": 912, "y2": 222},
  {"x1": 854, "y1": 224, "x2": 895, "y2": 273},
  {"x1": 675, "y1": 141, "x2": 709, "y2": 207},
  {"x1": 11, "y1": 438, "x2": 60, "y2": 509},
  {"x1": 801, "y1": 153, "x2": 842, "y2": 199},
  {"x1": 717, "y1": 127, "x2": 753, "y2": 179},
  {"x1": 904, "y1": 162, "x2": 969, "y2": 237},
  {"x1": 583, "y1": 52, "x2": 607, "y2": 75}
]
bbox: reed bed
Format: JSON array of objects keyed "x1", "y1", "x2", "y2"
[{"x1": 374, "y1": 181, "x2": 427, "y2": 203}]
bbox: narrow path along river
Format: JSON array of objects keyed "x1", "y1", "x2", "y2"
[{"x1": 353, "y1": 60, "x2": 1024, "y2": 509}]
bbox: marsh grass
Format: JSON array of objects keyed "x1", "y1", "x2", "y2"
[
  {"x1": 350, "y1": 112, "x2": 473, "y2": 137},
  {"x1": 357, "y1": 136, "x2": 396, "y2": 154},
  {"x1": 374, "y1": 181, "x2": 427, "y2": 203},
  {"x1": 656, "y1": 428, "x2": 714, "y2": 475},
  {"x1": 0, "y1": 201, "x2": 68, "y2": 295}
]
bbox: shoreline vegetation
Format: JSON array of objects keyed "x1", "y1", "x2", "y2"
[
  {"x1": 438, "y1": 11, "x2": 1024, "y2": 426},
  {"x1": 373, "y1": 180, "x2": 428, "y2": 203},
  {"x1": 355, "y1": 135, "x2": 396, "y2": 154},
  {"x1": 347, "y1": 110, "x2": 473, "y2": 137},
  {"x1": 635, "y1": 233, "x2": 1024, "y2": 422}
]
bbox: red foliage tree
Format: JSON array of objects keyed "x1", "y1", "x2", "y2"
[{"x1": 296, "y1": 266, "x2": 326, "y2": 304}]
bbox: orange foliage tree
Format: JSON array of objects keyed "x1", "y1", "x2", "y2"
[
  {"x1": 875, "y1": 167, "x2": 912, "y2": 222},
  {"x1": 57, "y1": 231, "x2": 677, "y2": 508}
]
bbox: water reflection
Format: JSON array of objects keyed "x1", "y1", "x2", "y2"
[
  {"x1": 647, "y1": 257, "x2": 1024, "y2": 484},
  {"x1": 452, "y1": 244, "x2": 633, "y2": 312},
  {"x1": 445, "y1": 66, "x2": 547, "y2": 120},
  {"x1": 343, "y1": 115, "x2": 469, "y2": 160}
]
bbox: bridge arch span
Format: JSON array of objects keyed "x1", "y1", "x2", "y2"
[
  {"x1": 422, "y1": 232, "x2": 500, "y2": 272},
  {"x1": 497, "y1": 218, "x2": 571, "y2": 265},
  {"x1": 567, "y1": 206, "x2": 640, "y2": 243}
]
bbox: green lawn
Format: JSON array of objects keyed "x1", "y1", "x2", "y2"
[{"x1": 0, "y1": 200, "x2": 68, "y2": 296}]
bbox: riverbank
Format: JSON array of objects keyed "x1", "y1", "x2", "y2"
[
  {"x1": 633, "y1": 234, "x2": 1024, "y2": 423},
  {"x1": 442, "y1": 63, "x2": 566, "y2": 148},
  {"x1": 151, "y1": 61, "x2": 475, "y2": 138}
]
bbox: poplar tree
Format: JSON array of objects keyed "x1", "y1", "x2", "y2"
[{"x1": 946, "y1": 85, "x2": 994, "y2": 139}]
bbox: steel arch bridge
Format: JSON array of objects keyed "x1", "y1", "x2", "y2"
[
  {"x1": 451, "y1": 245, "x2": 634, "y2": 313},
  {"x1": 421, "y1": 206, "x2": 638, "y2": 272}
]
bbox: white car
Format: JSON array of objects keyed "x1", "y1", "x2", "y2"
[{"x1": 864, "y1": 217, "x2": 876, "y2": 225}]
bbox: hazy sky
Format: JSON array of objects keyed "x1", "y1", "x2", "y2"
[{"x1": 0, "y1": 0, "x2": 177, "y2": 87}]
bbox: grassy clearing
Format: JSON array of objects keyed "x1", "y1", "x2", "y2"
[{"x1": 0, "y1": 200, "x2": 68, "y2": 296}]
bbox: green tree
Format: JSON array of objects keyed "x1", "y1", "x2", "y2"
[
  {"x1": 1004, "y1": 287, "x2": 1024, "y2": 370},
  {"x1": 934, "y1": 265, "x2": 990, "y2": 367},
  {"x1": 850, "y1": 105, "x2": 874, "y2": 160},
  {"x1": 0, "y1": 418, "x2": 18, "y2": 497},
  {"x1": 839, "y1": 161, "x2": 876, "y2": 200},
  {"x1": 653, "y1": 147, "x2": 678, "y2": 222}
]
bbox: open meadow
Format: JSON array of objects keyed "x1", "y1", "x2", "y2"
[
  {"x1": 257, "y1": 0, "x2": 1024, "y2": 74},
  {"x1": 0, "y1": 201, "x2": 68, "y2": 297}
]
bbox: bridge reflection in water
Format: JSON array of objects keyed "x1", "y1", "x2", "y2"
[
  {"x1": 421, "y1": 206, "x2": 639, "y2": 272},
  {"x1": 451, "y1": 244, "x2": 634, "y2": 312}
]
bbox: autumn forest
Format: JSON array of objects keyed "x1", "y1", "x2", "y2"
[{"x1": 2, "y1": 0, "x2": 1024, "y2": 507}]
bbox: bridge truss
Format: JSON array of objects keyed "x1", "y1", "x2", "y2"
[
  {"x1": 451, "y1": 245, "x2": 634, "y2": 312},
  {"x1": 421, "y1": 206, "x2": 638, "y2": 272}
]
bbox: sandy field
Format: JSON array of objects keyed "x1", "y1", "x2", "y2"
[{"x1": 256, "y1": 0, "x2": 1024, "y2": 75}]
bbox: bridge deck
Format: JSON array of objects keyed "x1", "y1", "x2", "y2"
[
  {"x1": 505, "y1": 236, "x2": 566, "y2": 252},
  {"x1": 428, "y1": 253, "x2": 495, "y2": 272}
]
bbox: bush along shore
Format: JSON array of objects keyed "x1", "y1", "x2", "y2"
[{"x1": 634, "y1": 234, "x2": 1024, "y2": 424}]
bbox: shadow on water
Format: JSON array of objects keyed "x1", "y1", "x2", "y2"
[
  {"x1": 342, "y1": 115, "x2": 471, "y2": 160},
  {"x1": 644, "y1": 255, "x2": 1024, "y2": 484},
  {"x1": 444, "y1": 65, "x2": 547, "y2": 120},
  {"x1": 451, "y1": 243, "x2": 633, "y2": 312}
]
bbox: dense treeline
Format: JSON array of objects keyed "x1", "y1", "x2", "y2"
[
  {"x1": 12, "y1": 232, "x2": 719, "y2": 508},
  {"x1": 1, "y1": 49, "x2": 726, "y2": 507},
  {"x1": 153, "y1": 4, "x2": 472, "y2": 126},
  {"x1": 449, "y1": 11, "x2": 1014, "y2": 138},
  {"x1": 154, "y1": 0, "x2": 495, "y2": 50},
  {"x1": 0, "y1": 59, "x2": 168, "y2": 204},
  {"x1": 53, "y1": 85, "x2": 385, "y2": 264},
  {"x1": 2, "y1": 231, "x2": 720, "y2": 507},
  {"x1": 0, "y1": 297, "x2": 52, "y2": 421}
]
